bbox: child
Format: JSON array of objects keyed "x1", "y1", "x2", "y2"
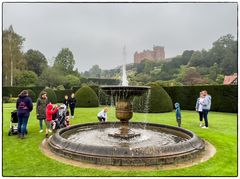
[
  {"x1": 65, "y1": 110, "x2": 70, "y2": 128},
  {"x1": 97, "y1": 107, "x2": 108, "y2": 122},
  {"x1": 175, "y1": 102, "x2": 181, "y2": 127},
  {"x1": 45, "y1": 103, "x2": 58, "y2": 138}
]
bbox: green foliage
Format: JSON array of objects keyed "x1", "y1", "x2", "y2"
[
  {"x1": 63, "y1": 75, "x2": 81, "y2": 89},
  {"x1": 164, "y1": 85, "x2": 237, "y2": 113},
  {"x1": 81, "y1": 78, "x2": 120, "y2": 85},
  {"x1": 75, "y1": 86, "x2": 99, "y2": 107},
  {"x1": 133, "y1": 84, "x2": 173, "y2": 113},
  {"x1": 2, "y1": 97, "x2": 18, "y2": 103},
  {"x1": 42, "y1": 88, "x2": 57, "y2": 104},
  {"x1": 26, "y1": 89, "x2": 36, "y2": 102},
  {"x1": 53, "y1": 48, "x2": 75, "y2": 74},
  {"x1": 38, "y1": 67, "x2": 63, "y2": 87},
  {"x1": 3, "y1": 86, "x2": 45, "y2": 98},
  {"x1": 3, "y1": 25, "x2": 26, "y2": 86},
  {"x1": 14, "y1": 70, "x2": 38, "y2": 87},
  {"x1": 24, "y1": 49, "x2": 48, "y2": 76}
]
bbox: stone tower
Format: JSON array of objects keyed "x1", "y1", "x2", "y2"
[{"x1": 134, "y1": 46, "x2": 165, "y2": 63}]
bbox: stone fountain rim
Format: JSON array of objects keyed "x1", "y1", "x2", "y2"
[{"x1": 48, "y1": 122, "x2": 205, "y2": 158}]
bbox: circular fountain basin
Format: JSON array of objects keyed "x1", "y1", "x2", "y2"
[{"x1": 47, "y1": 122, "x2": 205, "y2": 166}]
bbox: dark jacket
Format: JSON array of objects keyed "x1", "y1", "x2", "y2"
[
  {"x1": 63, "y1": 98, "x2": 69, "y2": 108},
  {"x1": 16, "y1": 94, "x2": 33, "y2": 117},
  {"x1": 36, "y1": 93, "x2": 49, "y2": 120},
  {"x1": 68, "y1": 97, "x2": 76, "y2": 108}
]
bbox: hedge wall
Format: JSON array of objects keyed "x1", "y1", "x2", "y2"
[
  {"x1": 81, "y1": 78, "x2": 120, "y2": 85},
  {"x1": 3, "y1": 86, "x2": 45, "y2": 98},
  {"x1": 163, "y1": 85, "x2": 237, "y2": 113},
  {"x1": 75, "y1": 86, "x2": 99, "y2": 107}
]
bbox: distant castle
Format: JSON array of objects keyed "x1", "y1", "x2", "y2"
[{"x1": 134, "y1": 46, "x2": 165, "y2": 63}]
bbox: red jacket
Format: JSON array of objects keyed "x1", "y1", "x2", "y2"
[{"x1": 46, "y1": 103, "x2": 58, "y2": 121}]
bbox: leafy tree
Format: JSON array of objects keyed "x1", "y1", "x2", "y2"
[
  {"x1": 53, "y1": 48, "x2": 75, "y2": 74},
  {"x1": 88, "y1": 65, "x2": 102, "y2": 78},
  {"x1": 15, "y1": 70, "x2": 38, "y2": 87},
  {"x1": 24, "y1": 49, "x2": 48, "y2": 76},
  {"x1": 63, "y1": 75, "x2": 81, "y2": 89},
  {"x1": 38, "y1": 67, "x2": 63, "y2": 87},
  {"x1": 181, "y1": 67, "x2": 207, "y2": 85},
  {"x1": 3, "y1": 25, "x2": 26, "y2": 86}
]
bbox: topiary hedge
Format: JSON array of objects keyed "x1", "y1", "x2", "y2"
[
  {"x1": 163, "y1": 85, "x2": 237, "y2": 113},
  {"x1": 40, "y1": 88, "x2": 57, "y2": 104},
  {"x1": 133, "y1": 85, "x2": 173, "y2": 113},
  {"x1": 75, "y1": 86, "x2": 99, "y2": 107}
]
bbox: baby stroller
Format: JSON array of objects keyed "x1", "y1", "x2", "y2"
[
  {"x1": 52, "y1": 104, "x2": 67, "y2": 131},
  {"x1": 8, "y1": 110, "x2": 19, "y2": 136}
]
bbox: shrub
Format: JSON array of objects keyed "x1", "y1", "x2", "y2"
[
  {"x1": 40, "y1": 88, "x2": 57, "y2": 104},
  {"x1": 3, "y1": 97, "x2": 10, "y2": 103},
  {"x1": 75, "y1": 86, "x2": 99, "y2": 107},
  {"x1": 133, "y1": 85, "x2": 173, "y2": 113},
  {"x1": 27, "y1": 89, "x2": 36, "y2": 102}
]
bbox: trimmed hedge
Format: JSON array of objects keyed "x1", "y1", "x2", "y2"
[
  {"x1": 54, "y1": 89, "x2": 73, "y2": 103},
  {"x1": 81, "y1": 78, "x2": 120, "y2": 85},
  {"x1": 163, "y1": 85, "x2": 237, "y2": 113},
  {"x1": 3, "y1": 86, "x2": 45, "y2": 98},
  {"x1": 75, "y1": 86, "x2": 99, "y2": 107},
  {"x1": 133, "y1": 85, "x2": 173, "y2": 113},
  {"x1": 41, "y1": 88, "x2": 57, "y2": 104}
]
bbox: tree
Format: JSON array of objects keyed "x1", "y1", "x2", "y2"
[
  {"x1": 181, "y1": 68, "x2": 207, "y2": 85},
  {"x1": 3, "y1": 25, "x2": 25, "y2": 86},
  {"x1": 15, "y1": 70, "x2": 38, "y2": 86},
  {"x1": 24, "y1": 49, "x2": 48, "y2": 76},
  {"x1": 88, "y1": 65, "x2": 102, "y2": 78},
  {"x1": 38, "y1": 67, "x2": 64, "y2": 87},
  {"x1": 53, "y1": 48, "x2": 75, "y2": 74},
  {"x1": 63, "y1": 75, "x2": 81, "y2": 89}
]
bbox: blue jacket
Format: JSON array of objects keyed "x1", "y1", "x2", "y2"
[
  {"x1": 16, "y1": 94, "x2": 33, "y2": 117},
  {"x1": 175, "y1": 103, "x2": 181, "y2": 119}
]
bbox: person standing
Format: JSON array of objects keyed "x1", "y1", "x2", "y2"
[
  {"x1": 16, "y1": 90, "x2": 33, "y2": 139},
  {"x1": 63, "y1": 95, "x2": 69, "y2": 109},
  {"x1": 195, "y1": 91, "x2": 205, "y2": 127},
  {"x1": 36, "y1": 91, "x2": 48, "y2": 133},
  {"x1": 45, "y1": 103, "x2": 58, "y2": 138},
  {"x1": 68, "y1": 93, "x2": 76, "y2": 119},
  {"x1": 174, "y1": 102, "x2": 181, "y2": 127},
  {"x1": 200, "y1": 90, "x2": 211, "y2": 129}
]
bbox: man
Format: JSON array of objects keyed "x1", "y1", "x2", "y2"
[{"x1": 200, "y1": 90, "x2": 211, "y2": 129}]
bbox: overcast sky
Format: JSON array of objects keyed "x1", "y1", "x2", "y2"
[{"x1": 3, "y1": 2, "x2": 237, "y2": 72}]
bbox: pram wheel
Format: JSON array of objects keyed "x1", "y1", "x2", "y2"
[{"x1": 8, "y1": 131, "x2": 11, "y2": 136}]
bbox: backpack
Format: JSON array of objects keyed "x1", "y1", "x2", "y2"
[{"x1": 18, "y1": 100, "x2": 28, "y2": 110}]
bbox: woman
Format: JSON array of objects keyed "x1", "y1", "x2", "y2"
[
  {"x1": 68, "y1": 93, "x2": 76, "y2": 119},
  {"x1": 36, "y1": 91, "x2": 48, "y2": 133},
  {"x1": 195, "y1": 91, "x2": 205, "y2": 127},
  {"x1": 63, "y1": 95, "x2": 69, "y2": 108},
  {"x1": 16, "y1": 90, "x2": 33, "y2": 139}
]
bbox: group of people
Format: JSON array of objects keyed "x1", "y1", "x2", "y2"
[
  {"x1": 16, "y1": 90, "x2": 77, "y2": 139},
  {"x1": 15, "y1": 89, "x2": 211, "y2": 139},
  {"x1": 175, "y1": 90, "x2": 212, "y2": 128},
  {"x1": 36, "y1": 92, "x2": 76, "y2": 138}
]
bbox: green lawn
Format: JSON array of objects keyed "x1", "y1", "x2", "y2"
[{"x1": 2, "y1": 103, "x2": 237, "y2": 176}]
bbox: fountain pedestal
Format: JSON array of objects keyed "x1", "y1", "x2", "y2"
[{"x1": 101, "y1": 86, "x2": 150, "y2": 140}]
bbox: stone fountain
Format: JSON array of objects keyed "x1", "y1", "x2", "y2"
[{"x1": 46, "y1": 47, "x2": 205, "y2": 166}]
